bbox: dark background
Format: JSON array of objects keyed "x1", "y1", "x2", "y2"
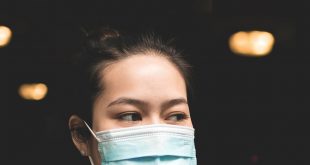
[{"x1": 3, "y1": 0, "x2": 308, "y2": 164}]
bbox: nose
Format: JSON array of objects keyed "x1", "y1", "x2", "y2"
[{"x1": 144, "y1": 113, "x2": 165, "y2": 125}]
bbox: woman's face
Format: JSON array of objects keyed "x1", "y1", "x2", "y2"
[{"x1": 92, "y1": 54, "x2": 193, "y2": 132}]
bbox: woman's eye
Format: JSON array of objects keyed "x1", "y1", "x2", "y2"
[
  {"x1": 166, "y1": 113, "x2": 188, "y2": 121},
  {"x1": 118, "y1": 112, "x2": 142, "y2": 121}
]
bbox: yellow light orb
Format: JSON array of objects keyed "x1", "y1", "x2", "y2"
[
  {"x1": 0, "y1": 26, "x2": 12, "y2": 47},
  {"x1": 18, "y1": 83, "x2": 48, "y2": 101},
  {"x1": 229, "y1": 31, "x2": 275, "y2": 57}
]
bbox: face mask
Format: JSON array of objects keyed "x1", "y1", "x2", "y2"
[{"x1": 84, "y1": 122, "x2": 197, "y2": 165}]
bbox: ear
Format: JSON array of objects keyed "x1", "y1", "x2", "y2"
[{"x1": 68, "y1": 115, "x2": 91, "y2": 156}]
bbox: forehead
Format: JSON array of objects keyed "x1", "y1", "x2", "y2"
[{"x1": 100, "y1": 54, "x2": 187, "y2": 98}]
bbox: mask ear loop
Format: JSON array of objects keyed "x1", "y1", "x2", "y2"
[
  {"x1": 83, "y1": 120, "x2": 100, "y2": 142},
  {"x1": 88, "y1": 156, "x2": 95, "y2": 165},
  {"x1": 83, "y1": 120, "x2": 100, "y2": 165}
]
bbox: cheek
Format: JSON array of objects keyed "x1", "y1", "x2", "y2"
[
  {"x1": 92, "y1": 109, "x2": 119, "y2": 131},
  {"x1": 186, "y1": 118, "x2": 194, "y2": 127},
  {"x1": 93, "y1": 116, "x2": 122, "y2": 132},
  {"x1": 93, "y1": 108, "x2": 138, "y2": 131}
]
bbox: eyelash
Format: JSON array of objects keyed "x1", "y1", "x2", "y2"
[
  {"x1": 117, "y1": 112, "x2": 142, "y2": 122},
  {"x1": 166, "y1": 112, "x2": 189, "y2": 122},
  {"x1": 116, "y1": 111, "x2": 189, "y2": 122}
]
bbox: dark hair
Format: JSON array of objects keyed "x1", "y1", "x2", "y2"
[{"x1": 70, "y1": 27, "x2": 194, "y2": 127}]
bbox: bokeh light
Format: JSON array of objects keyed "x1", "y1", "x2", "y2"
[
  {"x1": 18, "y1": 83, "x2": 48, "y2": 101},
  {"x1": 0, "y1": 25, "x2": 12, "y2": 47},
  {"x1": 229, "y1": 31, "x2": 275, "y2": 57}
]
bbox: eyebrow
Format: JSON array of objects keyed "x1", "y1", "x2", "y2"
[
  {"x1": 107, "y1": 97, "x2": 188, "y2": 110},
  {"x1": 107, "y1": 97, "x2": 148, "y2": 108},
  {"x1": 161, "y1": 98, "x2": 188, "y2": 110}
]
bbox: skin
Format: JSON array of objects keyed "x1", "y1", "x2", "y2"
[{"x1": 69, "y1": 53, "x2": 193, "y2": 165}]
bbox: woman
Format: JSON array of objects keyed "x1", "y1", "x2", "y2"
[{"x1": 68, "y1": 28, "x2": 197, "y2": 165}]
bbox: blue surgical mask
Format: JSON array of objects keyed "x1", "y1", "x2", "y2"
[{"x1": 84, "y1": 122, "x2": 197, "y2": 165}]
